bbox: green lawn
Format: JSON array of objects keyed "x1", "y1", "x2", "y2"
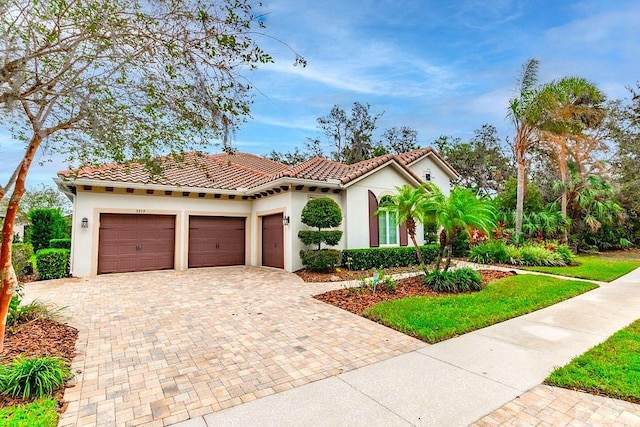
[
  {"x1": 522, "y1": 255, "x2": 640, "y2": 282},
  {"x1": 0, "y1": 399, "x2": 58, "y2": 427},
  {"x1": 546, "y1": 319, "x2": 640, "y2": 403},
  {"x1": 364, "y1": 275, "x2": 597, "y2": 343}
]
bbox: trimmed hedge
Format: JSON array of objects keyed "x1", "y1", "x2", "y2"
[
  {"x1": 300, "y1": 249, "x2": 342, "y2": 272},
  {"x1": 35, "y1": 249, "x2": 70, "y2": 280},
  {"x1": 11, "y1": 243, "x2": 34, "y2": 278},
  {"x1": 298, "y1": 230, "x2": 343, "y2": 247},
  {"x1": 49, "y1": 238, "x2": 71, "y2": 250},
  {"x1": 424, "y1": 268, "x2": 484, "y2": 293},
  {"x1": 342, "y1": 244, "x2": 439, "y2": 270}
]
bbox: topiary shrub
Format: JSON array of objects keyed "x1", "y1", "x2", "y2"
[
  {"x1": 299, "y1": 249, "x2": 342, "y2": 272},
  {"x1": 35, "y1": 249, "x2": 70, "y2": 280},
  {"x1": 11, "y1": 243, "x2": 34, "y2": 278},
  {"x1": 424, "y1": 268, "x2": 483, "y2": 293},
  {"x1": 342, "y1": 245, "x2": 439, "y2": 270},
  {"x1": 0, "y1": 355, "x2": 71, "y2": 399},
  {"x1": 48, "y1": 238, "x2": 71, "y2": 250},
  {"x1": 26, "y1": 209, "x2": 69, "y2": 253},
  {"x1": 298, "y1": 198, "x2": 343, "y2": 250}
]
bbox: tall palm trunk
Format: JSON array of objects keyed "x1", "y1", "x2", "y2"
[
  {"x1": 435, "y1": 229, "x2": 446, "y2": 271},
  {"x1": 515, "y1": 154, "x2": 526, "y2": 242},
  {"x1": 444, "y1": 239, "x2": 454, "y2": 272}
]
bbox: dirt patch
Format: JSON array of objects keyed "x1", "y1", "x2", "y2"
[
  {"x1": 296, "y1": 265, "x2": 422, "y2": 283},
  {"x1": 313, "y1": 270, "x2": 516, "y2": 315},
  {"x1": 0, "y1": 319, "x2": 78, "y2": 409}
]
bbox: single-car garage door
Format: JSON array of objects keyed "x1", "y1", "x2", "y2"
[
  {"x1": 98, "y1": 214, "x2": 175, "y2": 274},
  {"x1": 262, "y1": 214, "x2": 284, "y2": 269},
  {"x1": 188, "y1": 216, "x2": 246, "y2": 268}
]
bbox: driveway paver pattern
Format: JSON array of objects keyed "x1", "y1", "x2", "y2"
[
  {"x1": 23, "y1": 267, "x2": 424, "y2": 426},
  {"x1": 473, "y1": 384, "x2": 640, "y2": 426}
]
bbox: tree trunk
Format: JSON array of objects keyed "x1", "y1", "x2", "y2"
[
  {"x1": 409, "y1": 232, "x2": 427, "y2": 274},
  {"x1": 435, "y1": 229, "x2": 446, "y2": 271},
  {"x1": 559, "y1": 163, "x2": 569, "y2": 244},
  {"x1": 515, "y1": 156, "x2": 526, "y2": 242},
  {"x1": 444, "y1": 239, "x2": 454, "y2": 272},
  {"x1": 0, "y1": 134, "x2": 41, "y2": 351}
]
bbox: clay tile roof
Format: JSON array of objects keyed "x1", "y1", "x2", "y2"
[
  {"x1": 58, "y1": 152, "x2": 288, "y2": 190},
  {"x1": 395, "y1": 147, "x2": 434, "y2": 165}
]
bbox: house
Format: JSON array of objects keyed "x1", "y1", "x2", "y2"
[{"x1": 55, "y1": 148, "x2": 458, "y2": 276}]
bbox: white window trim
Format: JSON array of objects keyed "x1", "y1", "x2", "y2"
[{"x1": 378, "y1": 210, "x2": 399, "y2": 247}]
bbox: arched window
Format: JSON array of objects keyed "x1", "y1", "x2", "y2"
[{"x1": 377, "y1": 195, "x2": 398, "y2": 246}]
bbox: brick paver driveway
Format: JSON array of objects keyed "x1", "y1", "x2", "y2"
[{"x1": 24, "y1": 267, "x2": 423, "y2": 426}]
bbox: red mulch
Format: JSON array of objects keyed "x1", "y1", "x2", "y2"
[
  {"x1": 313, "y1": 270, "x2": 516, "y2": 315},
  {"x1": 0, "y1": 319, "x2": 78, "y2": 409},
  {"x1": 296, "y1": 265, "x2": 421, "y2": 282}
]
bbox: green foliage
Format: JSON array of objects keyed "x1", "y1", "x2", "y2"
[
  {"x1": 546, "y1": 319, "x2": 640, "y2": 403},
  {"x1": 299, "y1": 249, "x2": 342, "y2": 272},
  {"x1": 0, "y1": 398, "x2": 59, "y2": 427},
  {"x1": 469, "y1": 241, "x2": 509, "y2": 264},
  {"x1": 358, "y1": 269, "x2": 398, "y2": 294},
  {"x1": 470, "y1": 242, "x2": 572, "y2": 267},
  {"x1": 523, "y1": 255, "x2": 640, "y2": 282},
  {"x1": 299, "y1": 198, "x2": 343, "y2": 250},
  {"x1": 365, "y1": 275, "x2": 597, "y2": 343},
  {"x1": 26, "y1": 209, "x2": 69, "y2": 253},
  {"x1": 494, "y1": 177, "x2": 544, "y2": 213},
  {"x1": 0, "y1": 356, "x2": 71, "y2": 399},
  {"x1": 424, "y1": 268, "x2": 483, "y2": 293},
  {"x1": 342, "y1": 245, "x2": 439, "y2": 270},
  {"x1": 297, "y1": 230, "x2": 343, "y2": 247},
  {"x1": 6, "y1": 298, "x2": 63, "y2": 329},
  {"x1": 300, "y1": 198, "x2": 342, "y2": 229},
  {"x1": 35, "y1": 249, "x2": 70, "y2": 280},
  {"x1": 11, "y1": 243, "x2": 34, "y2": 278},
  {"x1": 48, "y1": 239, "x2": 71, "y2": 250}
]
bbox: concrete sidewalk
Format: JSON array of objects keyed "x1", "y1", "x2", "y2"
[{"x1": 174, "y1": 267, "x2": 640, "y2": 426}]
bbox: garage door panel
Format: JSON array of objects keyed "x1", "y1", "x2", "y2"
[
  {"x1": 98, "y1": 214, "x2": 175, "y2": 274},
  {"x1": 188, "y1": 216, "x2": 246, "y2": 268},
  {"x1": 262, "y1": 214, "x2": 284, "y2": 269}
]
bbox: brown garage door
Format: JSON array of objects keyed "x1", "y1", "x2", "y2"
[
  {"x1": 262, "y1": 214, "x2": 284, "y2": 269},
  {"x1": 98, "y1": 214, "x2": 175, "y2": 274},
  {"x1": 188, "y1": 216, "x2": 246, "y2": 268}
]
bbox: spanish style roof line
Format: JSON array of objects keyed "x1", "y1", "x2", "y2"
[{"x1": 58, "y1": 147, "x2": 453, "y2": 191}]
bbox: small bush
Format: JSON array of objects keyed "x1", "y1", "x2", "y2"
[
  {"x1": 6, "y1": 298, "x2": 64, "y2": 328},
  {"x1": 48, "y1": 239, "x2": 71, "y2": 250},
  {"x1": 342, "y1": 245, "x2": 439, "y2": 270},
  {"x1": 26, "y1": 209, "x2": 69, "y2": 253},
  {"x1": 0, "y1": 356, "x2": 71, "y2": 399},
  {"x1": 424, "y1": 268, "x2": 483, "y2": 293},
  {"x1": 11, "y1": 243, "x2": 34, "y2": 278},
  {"x1": 518, "y1": 245, "x2": 564, "y2": 266},
  {"x1": 35, "y1": 249, "x2": 70, "y2": 280},
  {"x1": 298, "y1": 230, "x2": 343, "y2": 247},
  {"x1": 300, "y1": 249, "x2": 342, "y2": 272},
  {"x1": 469, "y1": 241, "x2": 508, "y2": 264},
  {"x1": 555, "y1": 244, "x2": 575, "y2": 265}
]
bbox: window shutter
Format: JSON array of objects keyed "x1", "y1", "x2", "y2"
[
  {"x1": 368, "y1": 190, "x2": 379, "y2": 247},
  {"x1": 399, "y1": 222, "x2": 408, "y2": 246}
]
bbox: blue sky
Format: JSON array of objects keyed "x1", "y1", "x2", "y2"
[{"x1": 2, "y1": 0, "x2": 639, "y2": 188}]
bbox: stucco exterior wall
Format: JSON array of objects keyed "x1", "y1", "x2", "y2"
[
  {"x1": 407, "y1": 156, "x2": 452, "y2": 195},
  {"x1": 344, "y1": 165, "x2": 425, "y2": 250},
  {"x1": 71, "y1": 189, "x2": 252, "y2": 276}
]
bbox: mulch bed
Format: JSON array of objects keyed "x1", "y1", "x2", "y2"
[
  {"x1": 296, "y1": 265, "x2": 421, "y2": 283},
  {"x1": 0, "y1": 319, "x2": 78, "y2": 409},
  {"x1": 313, "y1": 270, "x2": 516, "y2": 315}
]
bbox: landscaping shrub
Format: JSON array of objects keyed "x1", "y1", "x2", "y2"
[
  {"x1": 6, "y1": 297, "x2": 63, "y2": 328},
  {"x1": 11, "y1": 243, "x2": 34, "y2": 278},
  {"x1": 48, "y1": 238, "x2": 71, "y2": 250},
  {"x1": 35, "y1": 249, "x2": 70, "y2": 280},
  {"x1": 0, "y1": 356, "x2": 71, "y2": 399},
  {"x1": 299, "y1": 249, "x2": 342, "y2": 272},
  {"x1": 298, "y1": 230, "x2": 342, "y2": 247},
  {"x1": 26, "y1": 209, "x2": 69, "y2": 253},
  {"x1": 518, "y1": 245, "x2": 564, "y2": 266},
  {"x1": 469, "y1": 241, "x2": 508, "y2": 264},
  {"x1": 555, "y1": 244, "x2": 575, "y2": 265},
  {"x1": 424, "y1": 268, "x2": 483, "y2": 293},
  {"x1": 342, "y1": 244, "x2": 439, "y2": 270}
]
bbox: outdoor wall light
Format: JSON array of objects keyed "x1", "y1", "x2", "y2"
[
  {"x1": 81, "y1": 217, "x2": 89, "y2": 228},
  {"x1": 282, "y1": 215, "x2": 290, "y2": 226}
]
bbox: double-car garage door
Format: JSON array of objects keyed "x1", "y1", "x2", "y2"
[{"x1": 99, "y1": 213, "x2": 279, "y2": 274}]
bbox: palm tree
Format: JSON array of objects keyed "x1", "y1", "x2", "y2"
[
  {"x1": 376, "y1": 184, "x2": 430, "y2": 273},
  {"x1": 422, "y1": 185, "x2": 497, "y2": 271}
]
